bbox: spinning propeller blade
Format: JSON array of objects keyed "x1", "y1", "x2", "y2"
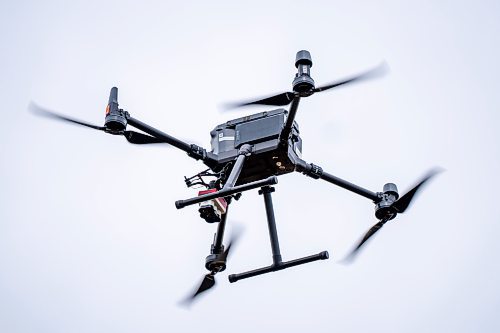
[
  {"x1": 344, "y1": 169, "x2": 441, "y2": 262},
  {"x1": 220, "y1": 227, "x2": 241, "y2": 262},
  {"x1": 313, "y1": 62, "x2": 388, "y2": 93},
  {"x1": 122, "y1": 131, "x2": 166, "y2": 144},
  {"x1": 30, "y1": 103, "x2": 165, "y2": 145},
  {"x1": 343, "y1": 218, "x2": 390, "y2": 263},
  {"x1": 189, "y1": 273, "x2": 216, "y2": 300},
  {"x1": 224, "y1": 62, "x2": 388, "y2": 109},
  {"x1": 181, "y1": 227, "x2": 242, "y2": 305},
  {"x1": 30, "y1": 102, "x2": 105, "y2": 131},
  {"x1": 392, "y1": 169, "x2": 442, "y2": 213},
  {"x1": 225, "y1": 91, "x2": 296, "y2": 109}
]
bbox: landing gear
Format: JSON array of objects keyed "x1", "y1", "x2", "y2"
[{"x1": 228, "y1": 186, "x2": 329, "y2": 283}]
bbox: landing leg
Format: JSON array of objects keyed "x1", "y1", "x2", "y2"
[
  {"x1": 261, "y1": 186, "x2": 282, "y2": 265},
  {"x1": 228, "y1": 186, "x2": 329, "y2": 283}
]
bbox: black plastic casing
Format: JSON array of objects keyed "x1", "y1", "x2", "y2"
[
  {"x1": 205, "y1": 109, "x2": 303, "y2": 185},
  {"x1": 105, "y1": 87, "x2": 127, "y2": 133}
]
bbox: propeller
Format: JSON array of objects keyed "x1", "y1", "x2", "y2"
[
  {"x1": 30, "y1": 103, "x2": 164, "y2": 145},
  {"x1": 391, "y1": 170, "x2": 441, "y2": 214},
  {"x1": 181, "y1": 228, "x2": 242, "y2": 306},
  {"x1": 344, "y1": 169, "x2": 441, "y2": 262},
  {"x1": 224, "y1": 61, "x2": 388, "y2": 109}
]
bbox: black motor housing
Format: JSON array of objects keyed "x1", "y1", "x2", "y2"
[
  {"x1": 105, "y1": 87, "x2": 127, "y2": 133},
  {"x1": 293, "y1": 50, "x2": 315, "y2": 93}
]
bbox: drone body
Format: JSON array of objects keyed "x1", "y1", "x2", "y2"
[
  {"x1": 207, "y1": 109, "x2": 301, "y2": 184},
  {"x1": 32, "y1": 50, "x2": 439, "y2": 303}
]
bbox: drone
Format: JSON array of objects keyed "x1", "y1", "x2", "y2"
[{"x1": 32, "y1": 50, "x2": 439, "y2": 303}]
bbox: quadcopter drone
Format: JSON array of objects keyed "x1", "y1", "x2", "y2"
[{"x1": 32, "y1": 50, "x2": 439, "y2": 303}]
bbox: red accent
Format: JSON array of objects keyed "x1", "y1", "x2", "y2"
[
  {"x1": 198, "y1": 188, "x2": 217, "y2": 196},
  {"x1": 197, "y1": 188, "x2": 228, "y2": 214}
]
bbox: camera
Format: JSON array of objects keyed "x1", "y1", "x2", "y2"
[{"x1": 198, "y1": 189, "x2": 227, "y2": 223}]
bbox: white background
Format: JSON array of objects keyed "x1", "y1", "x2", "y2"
[{"x1": 1, "y1": 1, "x2": 499, "y2": 332}]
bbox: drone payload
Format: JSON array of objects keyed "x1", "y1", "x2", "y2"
[{"x1": 198, "y1": 188, "x2": 227, "y2": 223}]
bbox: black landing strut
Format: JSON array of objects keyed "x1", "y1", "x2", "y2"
[{"x1": 228, "y1": 186, "x2": 329, "y2": 283}]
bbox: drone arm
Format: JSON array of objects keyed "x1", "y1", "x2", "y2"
[
  {"x1": 126, "y1": 116, "x2": 208, "y2": 161},
  {"x1": 207, "y1": 144, "x2": 250, "y2": 252},
  {"x1": 213, "y1": 205, "x2": 229, "y2": 252},
  {"x1": 279, "y1": 97, "x2": 300, "y2": 145},
  {"x1": 223, "y1": 144, "x2": 252, "y2": 189},
  {"x1": 296, "y1": 159, "x2": 380, "y2": 202}
]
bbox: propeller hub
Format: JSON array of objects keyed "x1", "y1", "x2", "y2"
[
  {"x1": 374, "y1": 204, "x2": 397, "y2": 220},
  {"x1": 104, "y1": 114, "x2": 127, "y2": 134},
  {"x1": 205, "y1": 253, "x2": 227, "y2": 272},
  {"x1": 292, "y1": 75, "x2": 315, "y2": 93}
]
